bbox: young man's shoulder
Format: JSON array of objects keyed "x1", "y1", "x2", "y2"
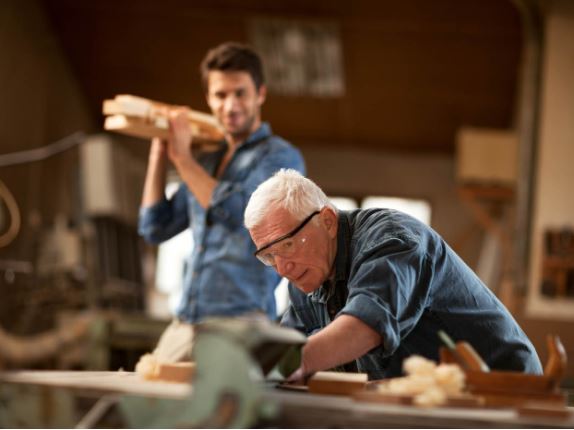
[{"x1": 265, "y1": 133, "x2": 298, "y2": 150}]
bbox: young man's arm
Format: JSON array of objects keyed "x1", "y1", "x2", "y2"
[
  {"x1": 141, "y1": 138, "x2": 168, "y2": 208},
  {"x1": 288, "y1": 314, "x2": 382, "y2": 381},
  {"x1": 166, "y1": 109, "x2": 218, "y2": 209}
]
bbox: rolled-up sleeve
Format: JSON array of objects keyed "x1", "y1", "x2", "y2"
[
  {"x1": 138, "y1": 184, "x2": 190, "y2": 244},
  {"x1": 339, "y1": 237, "x2": 432, "y2": 358},
  {"x1": 209, "y1": 143, "x2": 305, "y2": 229}
]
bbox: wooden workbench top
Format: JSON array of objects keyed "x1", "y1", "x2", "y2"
[{"x1": 0, "y1": 370, "x2": 191, "y2": 399}]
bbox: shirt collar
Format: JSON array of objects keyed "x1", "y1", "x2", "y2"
[
  {"x1": 236, "y1": 122, "x2": 272, "y2": 149},
  {"x1": 309, "y1": 210, "x2": 352, "y2": 303},
  {"x1": 333, "y1": 210, "x2": 352, "y2": 283}
]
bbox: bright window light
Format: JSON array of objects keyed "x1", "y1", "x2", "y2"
[
  {"x1": 329, "y1": 196, "x2": 358, "y2": 210},
  {"x1": 362, "y1": 196, "x2": 431, "y2": 225},
  {"x1": 155, "y1": 183, "x2": 193, "y2": 314}
]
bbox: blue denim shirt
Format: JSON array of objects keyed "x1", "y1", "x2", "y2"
[
  {"x1": 139, "y1": 123, "x2": 305, "y2": 322},
  {"x1": 282, "y1": 208, "x2": 542, "y2": 380}
]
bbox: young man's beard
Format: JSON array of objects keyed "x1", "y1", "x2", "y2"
[{"x1": 227, "y1": 114, "x2": 256, "y2": 141}]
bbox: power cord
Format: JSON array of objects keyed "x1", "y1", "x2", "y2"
[{"x1": 0, "y1": 131, "x2": 85, "y2": 248}]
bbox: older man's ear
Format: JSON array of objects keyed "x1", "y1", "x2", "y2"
[{"x1": 321, "y1": 208, "x2": 338, "y2": 238}]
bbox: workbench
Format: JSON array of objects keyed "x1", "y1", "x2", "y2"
[{"x1": 1, "y1": 370, "x2": 573, "y2": 428}]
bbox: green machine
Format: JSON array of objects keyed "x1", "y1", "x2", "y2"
[{"x1": 0, "y1": 318, "x2": 306, "y2": 428}]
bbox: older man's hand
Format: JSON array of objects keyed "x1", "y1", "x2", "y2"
[{"x1": 286, "y1": 364, "x2": 310, "y2": 383}]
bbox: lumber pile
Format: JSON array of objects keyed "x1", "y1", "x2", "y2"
[{"x1": 103, "y1": 94, "x2": 224, "y2": 149}]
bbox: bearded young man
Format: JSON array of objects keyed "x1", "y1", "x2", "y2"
[{"x1": 139, "y1": 43, "x2": 305, "y2": 361}]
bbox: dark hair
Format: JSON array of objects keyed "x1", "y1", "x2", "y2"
[{"x1": 200, "y1": 42, "x2": 265, "y2": 92}]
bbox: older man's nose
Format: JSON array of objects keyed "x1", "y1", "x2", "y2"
[{"x1": 274, "y1": 256, "x2": 293, "y2": 277}]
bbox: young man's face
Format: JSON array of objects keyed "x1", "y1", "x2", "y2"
[
  {"x1": 249, "y1": 206, "x2": 338, "y2": 294},
  {"x1": 206, "y1": 70, "x2": 266, "y2": 141}
]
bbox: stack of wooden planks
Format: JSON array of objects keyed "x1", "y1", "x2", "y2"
[{"x1": 103, "y1": 94, "x2": 224, "y2": 149}]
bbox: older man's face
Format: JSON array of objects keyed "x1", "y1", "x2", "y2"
[{"x1": 249, "y1": 207, "x2": 337, "y2": 294}]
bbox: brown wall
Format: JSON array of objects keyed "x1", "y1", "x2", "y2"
[
  {"x1": 0, "y1": 0, "x2": 95, "y2": 261},
  {"x1": 0, "y1": 0, "x2": 96, "y2": 334},
  {"x1": 304, "y1": 145, "x2": 482, "y2": 266},
  {"x1": 521, "y1": 0, "x2": 574, "y2": 382}
]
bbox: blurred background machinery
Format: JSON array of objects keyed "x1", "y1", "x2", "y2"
[{"x1": 0, "y1": 134, "x2": 163, "y2": 372}]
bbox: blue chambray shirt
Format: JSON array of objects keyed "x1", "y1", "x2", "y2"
[
  {"x1": 282, "y1": 208, "x2": 542, "y2": 380},
  {"x1": 139, "y1": 122, "x2": 305, "y2": 323}
]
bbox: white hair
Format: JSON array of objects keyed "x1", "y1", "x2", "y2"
[{"x1": 244, "y1": 169, "x2": 334, "y2": 229}]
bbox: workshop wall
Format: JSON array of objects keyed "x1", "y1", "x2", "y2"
[
  {"x1": 0, "y1": 0, "x2": 95, "y2": 334},
  {"x1": 515, "y1": 0, "x2": 574, "y2": 381},
  {"x1": 527, "y1": 0, "x2": 574, "y2": 320},
  {"x1": 304, "y1": 145, "x2": 482, "y2": 265}
]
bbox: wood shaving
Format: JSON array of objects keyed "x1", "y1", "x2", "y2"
[{"x1": 377, "y1": 355, "x2": 466, "y2": 407}]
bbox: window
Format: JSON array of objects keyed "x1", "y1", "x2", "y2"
[
  {"x1": 362, "y1": 196, "x2": 431, "y2": 225},
  {"x1": 154, "y1": 183, "x2": 192, "y2": 315},
  {"x1": 250, "y1": 18, "x2": 345, "y2": 97},
  {"x1": 329, "y1": 196, "x2": 359, "y2": 211},
  {"x1": 328, "y1": 195, "x2": 431, "y2": 225}
]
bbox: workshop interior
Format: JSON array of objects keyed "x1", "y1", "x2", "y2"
[{"x1": 1, "y1": 0, "x2": 574, "y2": 427}]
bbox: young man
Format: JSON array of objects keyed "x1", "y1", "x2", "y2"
[
  {"x1": 139, "y1": 43, "x2": 305, "y2": 361},
  {"x1": 244, "y1": 169, "x2": 542, "y2": 380}
]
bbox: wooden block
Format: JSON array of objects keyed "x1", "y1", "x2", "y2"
[
  {"x1": 464, "y1": 370, "x2": 558, "y2": 394},
  {"x1": 440, "y1": 335, "x2": 567, "y2": 409},
  {"x1": 135, "y1": 354, "x2": 196, "y2": 383},
  {"x1": 517, "y1": 403, "x2": 573, "y2": 420},
  {"x1": 155, "y1": 362, "x2": 196, "y2": 383},
  {"x1": 104, "y1": 115, "x2": 170, "y2": 140},
  {"x1": 104, "y1": 115, "x2": 222, "y2": 151},
  {"x1": 307, "y1": 371, "x2": 368, "y2": 395}
]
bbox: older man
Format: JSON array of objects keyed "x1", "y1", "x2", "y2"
[{"x1": 244, "y1": 169, "x2": 542, "y2": 380}]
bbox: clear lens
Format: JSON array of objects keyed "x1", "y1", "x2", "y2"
[
  {"x1": 257, "y1": 253, "x2": 274, "y2": 266},
  {"x1": 256, "y1": 238, "x2": 297, "y2": 266}
]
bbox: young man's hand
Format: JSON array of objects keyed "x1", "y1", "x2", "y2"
[{"x1": 167, "y1": 108, "x2": 195, "y2": 167}]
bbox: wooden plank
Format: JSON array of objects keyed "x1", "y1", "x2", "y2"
[
  {"x1": 0, "y1": 370, "x2": 191, "y2": 399},
  {"x1": 102, "y1": 95, "x2": 224, "y2": 145},
  {"x1": 307, "y1": 371, "x2": 368, "y2": 395}
]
